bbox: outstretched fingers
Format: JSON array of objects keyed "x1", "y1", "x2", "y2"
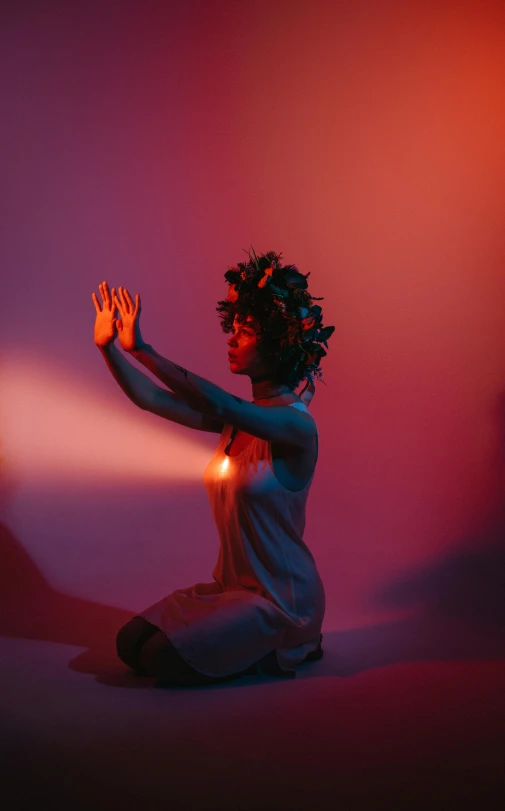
[
  {"x1": 95, "y1": 283, "x2": 139, "y2": 318},
  {"x1": 129, "y1": 291, "x2": 141, "y2": 317},
  {"x1": 91, "y1": 291, "x2": 101, "y2": 314},
  {"x1": 117, "y1": 286, "x2": 130, "y2": 314},
  {"x1": 94, "y1": 282, "x2": 118, "y2": 314},
  {"x1": 122, "y1": 286, "x2": 136, "y2": 313},
  {"x1": 112, "y1": 292, "x2": 122, "y2": 313},
  {"x1": 103, "y1": 281, "x2": 117, "y2": 312},
  {"x1": 101, "y1": 281, "x2": 112, "y2": 309},
  {"x1": 110, "y1": 288, "x2": 123, "y2": 315},
  {"x1": 119, "y1": 287, "x2": 141, "y2": 317}
]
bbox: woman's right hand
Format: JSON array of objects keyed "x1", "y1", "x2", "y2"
[
  {"x1": 92, "y1": 281, "x2": 118, "y2": 348},
  {"x1": 112, "y1": 285, "x2": 144, "y2": 353}
]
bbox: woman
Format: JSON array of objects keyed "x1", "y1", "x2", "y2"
[{"x1": 92, "y1": 249, "x2": 334, "y2": 686}]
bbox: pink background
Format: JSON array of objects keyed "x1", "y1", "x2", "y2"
[{"x1": 2, "y1": 0, "x2": 505, "y2": 639}]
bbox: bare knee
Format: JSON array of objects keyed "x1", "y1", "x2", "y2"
[
  {"x1": 139, "y1": 634, "x2": 243, "y2": 686},
  {"x1": 116, "y1": 616, "x2": 158, "y2": 669},
  {"x1": 139, "y1": 631, "x2": 177, "y2": 675}
]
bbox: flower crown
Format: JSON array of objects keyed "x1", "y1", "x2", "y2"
[{"x1": 219, "y1": 246, "x2": 334, "y2": 395}]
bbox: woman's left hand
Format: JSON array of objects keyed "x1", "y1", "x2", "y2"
[{"x1": 112, "y1": 286, "x2": 144, "y2": 353}]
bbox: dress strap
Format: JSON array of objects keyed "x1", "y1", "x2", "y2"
[{"x1": 299, "y1": 379, "x2": 315, "y2": 406}]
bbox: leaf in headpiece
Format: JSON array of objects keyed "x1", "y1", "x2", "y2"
[
  {"x1": 248, "y1": 245, "x2": 261, "y2": 273},
  {"x1": 241, "y1": 249, "x2": 254, "y2": 272},
  {"x1": 258, "y1": 270, "x2": 273, "y2": 288},
  {"x1": 224, "y1": 269, "x2": 242, "y2": 284},
  {"x1": 304, "y1": 345, "x2": 319, "y2": 364},
  {"x1": 318, "y1": 325, "x2": 335, "y2": 342},
  {"x1": 270, "y1": 284, "x2": 290, "y2": 298},
  {"x1": 227, "y1": 284, "x2": 239, "y2": 303},
  {"x1": 266, "y1": 251, "x2": 279, "y2": 268},
  {"x1": 283, "y1": 266, "x2": 308, "y2": 289}
]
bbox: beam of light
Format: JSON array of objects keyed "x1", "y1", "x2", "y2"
[{"x1": 1, "y1": 353, "x2": 216, "y2": 489}]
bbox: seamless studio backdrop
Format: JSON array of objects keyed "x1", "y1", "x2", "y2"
[{"x1": 2, "y1": 0, "x2": 505, "y2": 672}]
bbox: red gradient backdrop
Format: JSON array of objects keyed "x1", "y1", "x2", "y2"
[{"x1": 2, "y1": 0, "x2": 505, "y2": 641}]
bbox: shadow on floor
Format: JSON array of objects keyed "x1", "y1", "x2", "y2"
[{"x1": 1, "y1": 500, "x2": 505, "y2": 690}]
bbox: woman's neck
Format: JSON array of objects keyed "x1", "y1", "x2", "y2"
[{"x1": 252, "y1": 380, "x2": 293, "y2": 401}]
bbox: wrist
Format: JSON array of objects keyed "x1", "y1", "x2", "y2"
[
  {"x1": 97, "y1": 339, "x2": 116, "y2": 352},
  {"x1": 129, "y1": 341, "x2": 151, "y2": 357}
]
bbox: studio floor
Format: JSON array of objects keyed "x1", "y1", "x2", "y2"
[{"x1": 2, "y1": 612, "x2": 504, "y2": 811}]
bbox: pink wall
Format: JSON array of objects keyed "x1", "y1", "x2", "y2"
[{"x1": 2, "y1": 0, "x2": 505, "y2": 636}]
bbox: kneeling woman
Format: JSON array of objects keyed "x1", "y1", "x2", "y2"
[{"x1": 91, "y1": 249, "x2": 332, "y2": 685}]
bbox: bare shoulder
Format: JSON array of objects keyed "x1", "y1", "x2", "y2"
[
  {"x1": 221, "y1": 393, "x2": 314, "y2": 454},
  {"x1": 278, "y1": 396, "x2": 317, "y2": 455}
]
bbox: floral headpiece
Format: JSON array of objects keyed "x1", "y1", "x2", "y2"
[{"x1": 216, "y1": 246, "x2": 334, "y2": 396}]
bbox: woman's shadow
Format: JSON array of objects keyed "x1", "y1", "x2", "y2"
[
  {"x1": 2, "y1": 391, "x2": 505, "y2": 687},
  {"x1": 327, "y1": 390, "x2": 505, "y2": 675},
  {"x1": 0, "y1": 518, "x2": 153, "y2": 687},
  {"x1": 2, "y1": 512, "x2": 505, "y2": 688}
]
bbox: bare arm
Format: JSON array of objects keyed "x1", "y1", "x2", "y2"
[
  {"x1": 110, "y1": 283, "x2": 228, "y2": 417},
  {"x1": 98, "y1": 342, "x2": 224, "y2": 432},
  {"x1": 92, "y1": 281, "x2": 223, "y2": 430},
  {"x1": 98, "y1": 341, "x2": 161, "y2": 411},
  {"x1": 129, "y1": 342, "x2": 235, "y2": 418}
]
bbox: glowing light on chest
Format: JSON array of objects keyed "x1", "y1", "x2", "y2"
[{"x1": 220, "y1": 457, "x2": 231, "y2": 475}]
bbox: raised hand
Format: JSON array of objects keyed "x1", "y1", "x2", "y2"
[
  {"x1": 112, "y1": 285, "x2": 144, "y2": 353},
  {"x1": 92, "y1": 281, "x2": 118, "y2": 348}
]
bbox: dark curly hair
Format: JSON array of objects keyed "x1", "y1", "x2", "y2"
[{"x1": 215, "y1": 247, "x2": 334, "y2": 393}]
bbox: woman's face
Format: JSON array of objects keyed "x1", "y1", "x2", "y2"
[{"x1": 227, "y1": 315, "x2": 279, "y2": 380}]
